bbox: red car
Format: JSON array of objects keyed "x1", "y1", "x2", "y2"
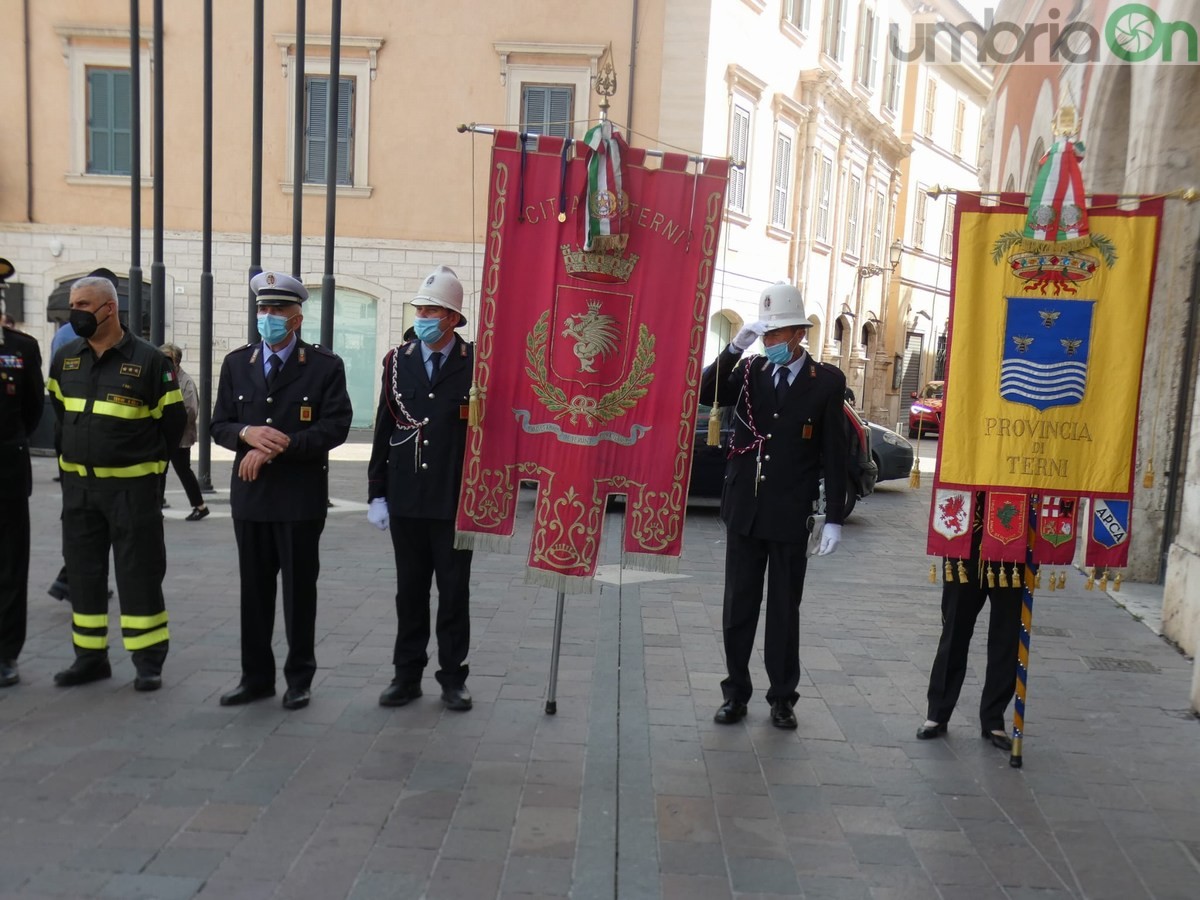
[{"x1": 908, "y1": 380, "x2": 944, "y2": 438}]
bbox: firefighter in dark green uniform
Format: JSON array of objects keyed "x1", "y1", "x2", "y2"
[
  {"x1": 0, "y1": 258, "x2": 44, "y2": 687},
  {"x1": 46, "y1": 275, "x2": 185, "y2": 691}
]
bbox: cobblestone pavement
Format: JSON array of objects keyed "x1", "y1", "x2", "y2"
[{"x1": 2, "y1": 448, "x2": 1197, "y2": 899}]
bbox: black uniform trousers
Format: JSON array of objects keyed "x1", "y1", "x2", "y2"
[
  {"x1": 232, "y1": 518, "x2": 324, "y2": 691},
  {"x1": 61, "y1": 478, "x2": 169, "y2": 674},
  {"x1": 0, "y1": 497, "x2": 30, "y2": 662},
  {"x1": 925, "y1": 561, "x2": 1022, "y2": 731},
  {"x1": 721, "y1": 529, "x2": 808, "y2": 706},
  {"x1": 389, "y1": 516, "x2": 471, "y2": 689}
]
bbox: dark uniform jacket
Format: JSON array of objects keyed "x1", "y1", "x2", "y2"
[
  {"x1": 47, "y1": 329, "x2": 185, "y2": 486},
  {"x1": 210, "y1": 338, "x2": 352, "y2": 521},
  {"x1": 699, "y1": 347, "x2": 848, "y2": 540},
  {"x1": 0, "y1": 326, "x2": 44, "y2": 499},
  {"x1": 368, "y1": 337, "x2": 473, "y2": 520}
]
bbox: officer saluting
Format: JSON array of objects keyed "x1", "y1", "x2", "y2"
[
  {"x1": 0, "y1": 259, "x2": 44, "y2": 687},
  {"x1": 698, "y1": 282, "x2": 848, "y2": 729},
  {"x1": 210, "y1": 272, "x2": 352, "y2": 710}
]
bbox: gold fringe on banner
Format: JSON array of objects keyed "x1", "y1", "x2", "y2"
[
  {"x1": 454, "y1": 531, "x2": 513, "y2": 555},
  {"x1": 524, "y1": 567, "x2": 596, "y2": 595},
  {"x1": 624, "y1": 551, "x2": 680, "y2": 575}
]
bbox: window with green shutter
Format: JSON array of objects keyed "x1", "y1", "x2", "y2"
[
  {"x1": 521, "y1": 84, "x2": 574, "y2": 138},
  {"x1": 305, "y1": 75, "x2": 354, "y2": 184},
  {"x1": 86, "y1": 66, "x2": 132, "y2": 176}
]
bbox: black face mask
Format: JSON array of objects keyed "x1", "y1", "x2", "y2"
[{"x1": 69, "y1": 305, "x2": 111, "y2": 339}]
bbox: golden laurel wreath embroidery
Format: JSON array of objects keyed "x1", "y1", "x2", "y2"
[{"x1": 525, "y1": 309, "x2": 655, "y2": 426}]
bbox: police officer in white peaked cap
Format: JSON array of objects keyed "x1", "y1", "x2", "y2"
[{"x1": 210, "y1": 270, "x2": 353, "y2": 711}]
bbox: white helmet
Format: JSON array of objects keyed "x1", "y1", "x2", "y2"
[
  {"x1": 758, "y1": 281, "x2": 811, "y2": 330},
  {"x1": 411, "y1": 265, "x2": 466, "y2": 327}
]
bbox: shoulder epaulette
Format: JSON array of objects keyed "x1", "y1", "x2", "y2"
[{"x1": 309, "y1": 342, "x2": 338, "y2": 358}]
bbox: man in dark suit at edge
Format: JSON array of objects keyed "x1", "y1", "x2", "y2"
[
  {"x1": 698, "y1": 282, "x2": 848, "y2": 729},
  {"x1": 210, "y1": 272, "x2": 352, "y2": 710}
]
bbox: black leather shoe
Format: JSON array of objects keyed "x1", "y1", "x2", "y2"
[
  {"x1": 134, "y1": 674, "x2": 162, "y2": 692},
  {"x1": 713, "y1": 699, "x2": 748, "y2": 724},
  {"x1": 53, "y1": 657, "x2": 112, "y2": 687},
  {"x1": 0, "y1": 661, "x2": 18, "y2": 687},
  {"x1": 185, "y1": 506, "x2": 210, "y2": 522},
  {"x1": 379, "y1": 681, "x2": 422, "y2": 707},
  {"x1": 982, "y1": 728, "x2": 1013, "y2": 751},
  {"x1": 440, "y1": 686, "x2": 472, "y2": 711},
  {"x1": 770, "y1": 700, "x2": 798, "y2": 730},
  {"x1": 916, "y1": 721, "x2": 948, "y2": 740},
  {"x1": 219, "y1": 683, "x2": 275, "y2": 706},
  {"x1": 282, "y1": 687, "x2": 311, "y2": 710}
]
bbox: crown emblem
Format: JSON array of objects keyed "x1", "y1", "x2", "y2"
[{"x1": 560, "y1": 244, "x2": 640, "y2": 284}]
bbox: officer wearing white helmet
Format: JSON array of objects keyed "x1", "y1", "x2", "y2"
[
  {"x1": 367, "y1": 265, "x2": 475, "y2": 712},
  {"x1": 210, "y1": 271, "x2": 353, "y2": 711},
  {"x1": 698, "y1": 281, "x2": 848, "y2": 729}
]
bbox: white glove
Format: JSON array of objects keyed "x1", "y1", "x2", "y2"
[
  {"x1": 367, "y1": 498, "x2": 390, "y2": 531},
  {"x1": 730, "y1": 321, "x2": 768, "y2": 352},
  {"x1": 817, "y1": 523, "x2": 842, "y2": 556}
]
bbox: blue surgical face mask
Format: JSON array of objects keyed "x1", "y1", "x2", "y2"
[
  {"x1": 764, "y1": 340, "x2": 794, "y2": 366},
  {"x1": 413, "y1": 316, "x2": 445, "y2": 344},
  {"x1": 257, "y1": 312, "x2": 293, "y2": 346}
]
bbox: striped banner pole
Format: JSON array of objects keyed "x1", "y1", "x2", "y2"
[{"x1": 1010, "y1": 493, "x2": 1038, "y2": 768}]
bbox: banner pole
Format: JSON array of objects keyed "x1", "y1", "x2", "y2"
[
  {"x1": 1011, "y1": 495, "x2": 1038, "y2": 768},
  {"x1": 545, "y1": 590, "x2": 567, "y2": 715}
]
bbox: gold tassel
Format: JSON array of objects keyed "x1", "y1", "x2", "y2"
[
  {"x1": 986, "y1": 563, "x2": 995, "y2": 588},
  {"x1": 1047, "y1": 570, "x2": 1056, "y2": 591},
  {"x1": 1114, "y1": 572, "x2": 1122, "y2": 592},
  {"x1": 998, "y1": 564, "x2": 1009, "y2": 588},
  {"x1": 1056, "y1": 571, "x2": 1066, "y2": 590},
  {"x1": 909, "y1": 459, "x2": 921, "y2": 488},
  {"x1": 467, "y1": 383, "x2": 481, "y2": 427},
  {"x1": 1085, "y1": 569, "x2": 1095, "y2": 591},
  {"x1": 957, "y1": 560, "x2": 969, "y2": 584},
  {"x1": 1143, "y1": 459, "x2": 1155, "y2": 489},
  {"x1": 943, "y1": 560, "x2": 953, "y2": 582},
  {"x1": 1099, "y1": 570, "x2": 1109, "y2": 591},
  {"x1": 707, "y1": 401, "x2": 722, "y2": 446},
  {"x1": 929, "y1": 563, "x2": 938, "y2": 584},
  {"x1": 1034, "y1": 569, "x2": 1042, "y2": 590}
]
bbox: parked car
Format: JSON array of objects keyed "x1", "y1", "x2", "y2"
[
  {"x1": 866, "y1": 421, "x2": 914, "y2": 481},
  {"x1": 908, "y1": 380, "x2": 944, "y2": 438},
  {"x1": 692, "y1": 402, "x2": 877, "y2": 517}
]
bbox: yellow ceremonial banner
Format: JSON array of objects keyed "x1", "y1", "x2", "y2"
[{"x1": 937, "y1": 195, "x2": 1163, "y2": 495}]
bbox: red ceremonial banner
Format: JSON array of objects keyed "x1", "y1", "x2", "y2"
[
  {"x1": 1031, "y1": 494, "x2": 1079, "y2": 565},
  {"x1": 979, "y1": 491, "x2": 1029, "y2": 563},
  {"x1": 456, "y1": 130, "x2": 729, "y2": 591},
  {"x1": 1084, "y1": 496, "x2": 1132, "y2": 569},
  {"x1": 927, "y1": 488, "x2": 975, "y2": 559}
]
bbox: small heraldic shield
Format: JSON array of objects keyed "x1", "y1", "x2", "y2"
[
  {"x1": 1091, "y1": 498, "x2": 1129, "y2": 548},
  {"x1": 932, "y1": 489, "x2": 971, "y2": 540},
  {"x1": 1039, "y1": 495, "x2": 1077, "y2": 547}
]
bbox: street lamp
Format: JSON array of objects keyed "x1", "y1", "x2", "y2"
[{"x1": 889, "y1": 238, "x2": 904, "y2": 271}]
